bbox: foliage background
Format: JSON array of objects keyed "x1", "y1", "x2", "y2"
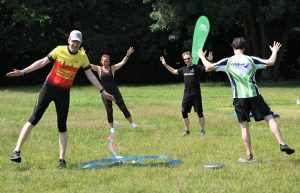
[{"x1": 1, "y1": 0, "x2": 300, "y2": 86}]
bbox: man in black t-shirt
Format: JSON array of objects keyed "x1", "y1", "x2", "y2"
[{"x1": 160, "y1": 51, "x2": 207, "y2": 136}]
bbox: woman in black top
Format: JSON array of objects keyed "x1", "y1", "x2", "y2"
[{"x1": 91, "y1": 47, "x2": 137, "y2": 129}]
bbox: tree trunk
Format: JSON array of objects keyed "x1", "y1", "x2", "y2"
[
  {"x1": 242, "y1": 8, "x2": 251, "y2": 52},
  {"x1": 257, "y1": 0, "x2": 268, "y2": 57},
  {"x1": 272, "y1": 17, "x2": 291, "y2": 80},
  {"x1": 257, "y1": 0, "x2": 272, "y2": 80},
  {"x1": 245, "y1": 0, "x2": 260, "y2": 56}
]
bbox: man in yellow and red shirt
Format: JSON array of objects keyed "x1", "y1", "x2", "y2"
[{"x1": 7, "y1": 30, "x2": 115, "y2": 168}]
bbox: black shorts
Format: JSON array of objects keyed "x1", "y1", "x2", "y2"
[
  {"x1": 233, "y1": 95, "x2": 272, "y2": 122},
  {"x1": 181, "y1": 94, "x2": 203, "y2": 113}
]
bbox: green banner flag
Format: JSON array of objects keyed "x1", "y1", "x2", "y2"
[{"x1": 192, "y1": 16, "x2": 210, "y2": 65}]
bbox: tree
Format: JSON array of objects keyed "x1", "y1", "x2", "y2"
[
  {"x1": 144, "y1": 0, "x2": 300, "y2": 80},
  {"x1": 1, "y1": 0, "x2": 168, "y2": 85}
]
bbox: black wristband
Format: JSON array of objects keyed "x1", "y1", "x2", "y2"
[{"x1": 100, "y1": 89, "x2": 105, "y2": 93}]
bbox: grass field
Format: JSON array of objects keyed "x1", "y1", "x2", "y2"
[{"x1": 0, "y1": 82, "x2": 299, "y2": 193}]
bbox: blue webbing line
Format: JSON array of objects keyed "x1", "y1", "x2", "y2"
[
  {"x1": 132, "y1": 159, "x2": 182, "y2": 167},
  {"x1": 82, "y1": 158, "x2": 182, "y2": 169},
  {"x1": 82, "y1": 155, "x2": 170, "y2": 165}
]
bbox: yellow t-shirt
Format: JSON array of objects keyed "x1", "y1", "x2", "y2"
[{"x1": 46, "y1": 46, "x2": 90, "y2": 89}]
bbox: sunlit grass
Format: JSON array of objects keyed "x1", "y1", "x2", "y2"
[{"x1": 0, "y1": 82, "x2": 299, "y2": 193}]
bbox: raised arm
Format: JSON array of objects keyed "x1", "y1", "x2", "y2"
[
  {"x1": 111, "y1": 47, "x2": 134, "y2": 72},
  {"x1": 81, "y1": 47, "x2": 100, "y2": 73},
  {"x1": 159, "y1": 56, "x2": 178, "y2": 75},
  {"x1": 90, "y1": 64, "x2": 100, "y2": 72},
  {"x1": 6, "y1": 56, "x2": 51, "y2": 77},
  {"x1": 266, "y1": 41, "x2": 282, "y2": 66},
  {"x1": 197, "y1": 49, "x2": 215, "y2": 72}
]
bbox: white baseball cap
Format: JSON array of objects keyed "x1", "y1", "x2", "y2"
[{"x1": 69, "y1": 30, "x2": 82, "y2": 42}]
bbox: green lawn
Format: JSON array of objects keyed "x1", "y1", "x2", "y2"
[{"x1": 0, "y1": 82, "x2": 299, "y2": 193}]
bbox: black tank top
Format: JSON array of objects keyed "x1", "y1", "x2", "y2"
[{"x1": 98, "y1": 66, "x2": 118, "y2": 93}]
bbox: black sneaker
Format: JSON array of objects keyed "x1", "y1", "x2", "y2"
[
  {"x1": 200, "y1": 130, "x2": 206, "y2": 136},
  {"x1": 247, "y1": 154, "x2": 254, "y2": 161},
  {"x1": 182, "y1": 130, "x2": 190, "y2": 136},
  {"x1": 10, "y1": 151, "x2": 21, "y2": 163},
  {"x1": 280, "y1": 144, "x2": 295, "y2": 155},
  {"x1": 58, "y1": 159, "x2": 66, "y2": 168},
  {"x1": 238, "y1": 153, "x2": 256, "y2": 163}
]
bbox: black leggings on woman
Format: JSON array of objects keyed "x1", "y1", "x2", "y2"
[{"x1": 101, "y1": 89, "x2": 131, "y2": 123}]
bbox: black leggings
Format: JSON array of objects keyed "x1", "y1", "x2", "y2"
[
  {"x1": 101, "y1": 89, "x2": 131, "y2": 123},
  {"x1": 29, "y1": 82, "x2": 70, "y2": 132}
]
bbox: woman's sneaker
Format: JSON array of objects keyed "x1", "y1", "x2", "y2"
[
  {"x1": 131, "y1": 122, "x2": 138, "y2": 129},
  {"x1": 280, "y1": 144, "x2": 295, "y2": 155},
  {"x1": 113, "y1": 120, "x2": 118, "y2": 128},
  {"x1": 10, "y1": 151, "x2": 21, "y2": 163}
]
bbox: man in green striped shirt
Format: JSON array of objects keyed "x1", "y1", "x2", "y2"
[{"x1": 198, "y1": 37, "x2": 294, "y2": 162}]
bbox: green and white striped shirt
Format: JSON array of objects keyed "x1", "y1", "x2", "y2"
[{"x1": 213, "y1": 55, "x2": 267, "y2": 98}]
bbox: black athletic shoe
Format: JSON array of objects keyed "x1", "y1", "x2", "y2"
[
  {"x1": 10, "y1": 151, "x2": 21, "y2": 163},
  {"x1": 200, "y1": 130, "x2": 206, "y2": 136},
  {"x1": 238, "y1": 153, "x2": 256, "y2": 163},
  {"x1": 58, "y1": 159, "x2": 66, "y2": 168},
  {"x1": 280, "y1": 144, "x2": 295, "y2": 155},
  {"x1": 247, "y1": 154, "x2": 254, "y2": 161},
  {"x1": 182, "y1": 130, "x2": 190, "y2": 136}
]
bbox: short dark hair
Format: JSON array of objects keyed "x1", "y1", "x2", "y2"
[
  {"x1": 231, "y1": 37, "x2": 246, "y2": 49},
  {"x1": 182, "y1": 51, "x2": 191, "y2": 58}
]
